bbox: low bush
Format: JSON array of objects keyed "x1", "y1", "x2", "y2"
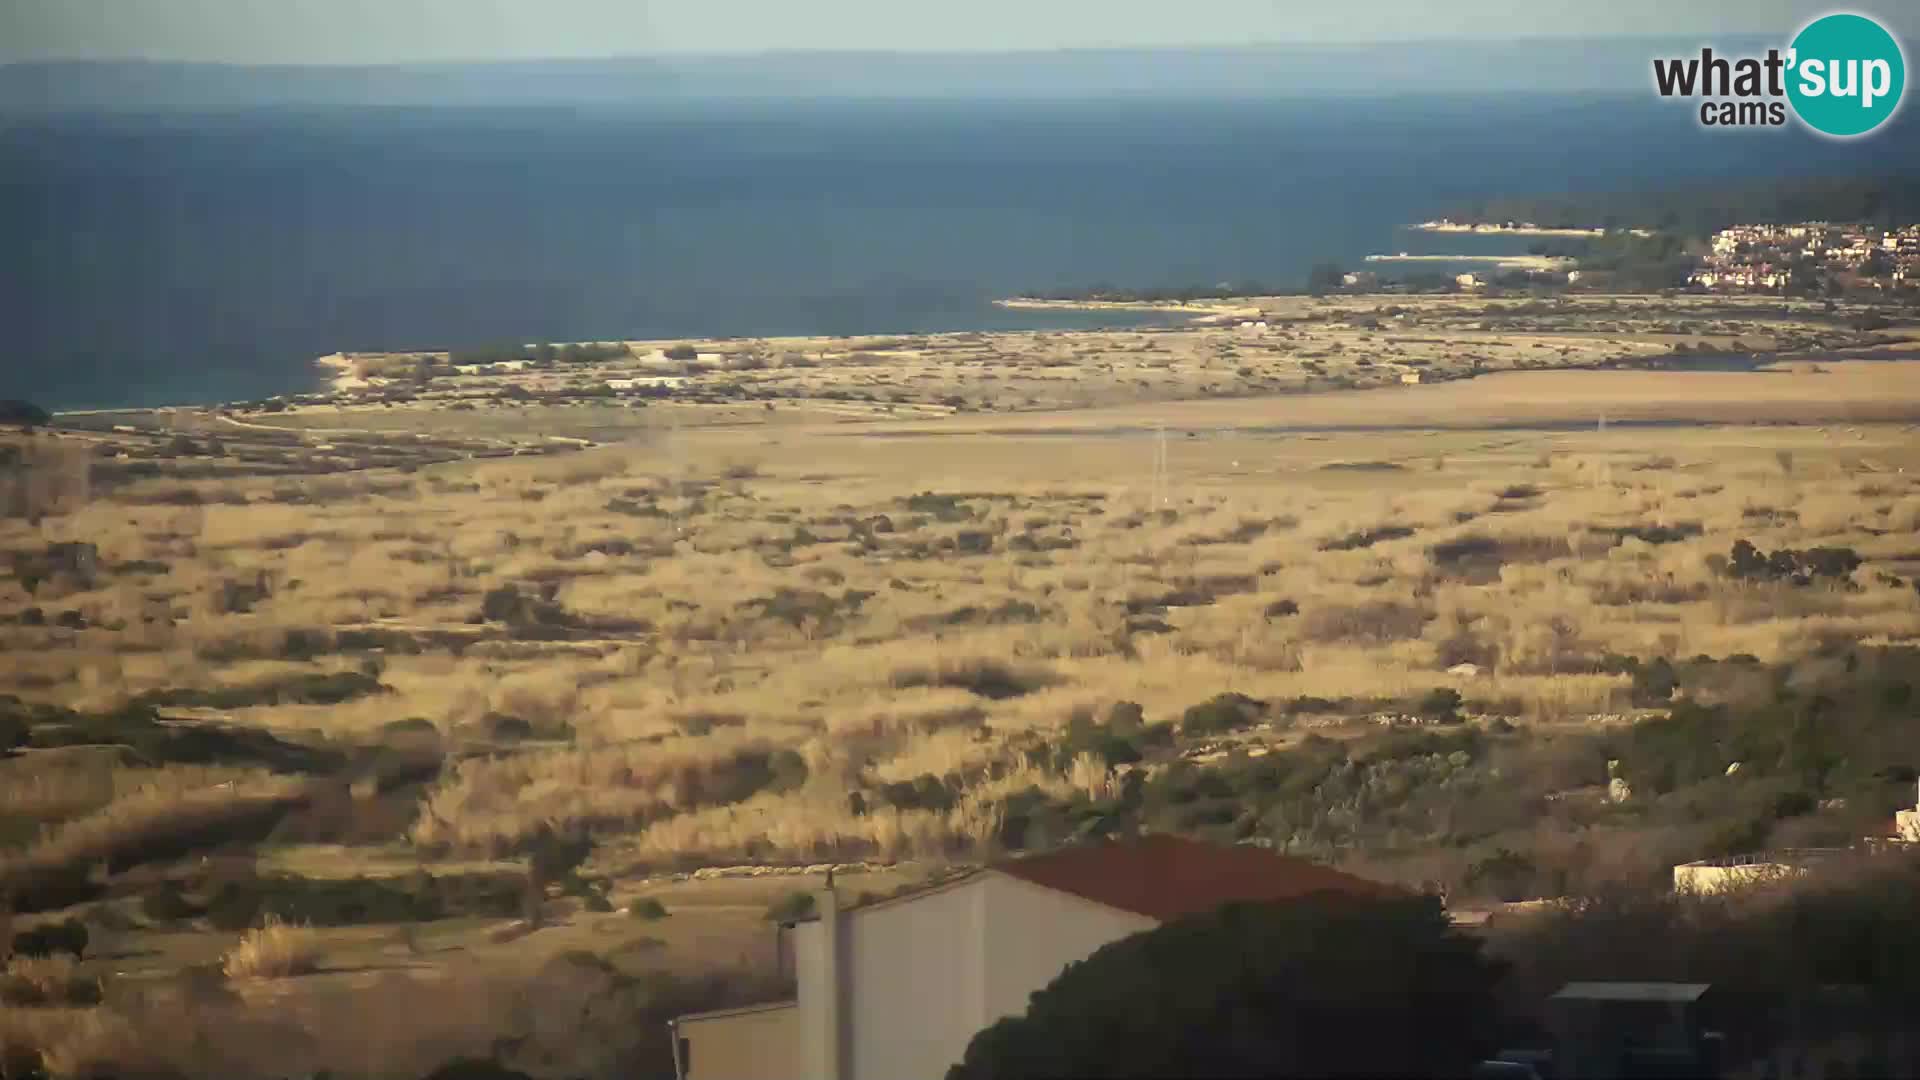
[
  {"x1": 0, "y1": 954, "x2": 101, "y2": 1006},
  {"x1": 1319, "y1": 525, "x2": 1415, "y2": 551},
  {"x1": 141, "y1": 883, "x2": 201, "y2": 922},
  {"x1": 1180, "y1": 693, "x2": 1264, "y2": 737},
  {"x1": 133, "y1": 670, "x2": 386, "y2": 711},
  {"x1": 1415, "y1": 688, "x2": 1464, "y2": 723},
  {"x1": 1301, "y1": 601, "x2": 1430, "y2": 645},
  {"x1": 1722, "y1": 539, "x2": 1863, "y2": 586},
  {"x1": 221, "y1": 916, "x2": 320, "y2": 980},
  {"x1": 5, "y1": 919, "x2": 86, "y2": 959},
  {"x1": 891, "y1": 657, "x2": 1053, "y2": 700}
]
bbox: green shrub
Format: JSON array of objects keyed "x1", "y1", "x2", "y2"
[
  {"x1": 948, "y1": 894, "x2": 1501, "y2": 1080},
  {"x1": 133, "y1": 670, "x2": 386, "y2": 711},
  {"x1": 527, "y1": 826, "x2": 593, "y2": 889},
  {"x1": 205, "y1": 874, "x2": 447, "y2": 930},
  {"x1": 1319, "y1": 525, "x2": 1415, "y2": 552},
  {"x1": 1106, "y1": 701, "x2": 1146, "y2": 734},
  {"x1": 878, "y1": 773, "x2": 957, "y2": 813},
  {"x1": 1724, "y1": 539, "x2": 1863, "y2": 585},
  {"x1": 379, "y1": 717, "x2": 440, "y2": 740},
  {"x1": 141, "y1": 883, "x2": 202, "y2": 922},
  {"x1": 1180, "y1": 693, "x2": 1263, "y2": 736},
  {"x1": 1416, "y1": 688, "x2": 1464, "y2": 723}
]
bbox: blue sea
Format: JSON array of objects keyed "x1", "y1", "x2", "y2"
[{"x1": 3, "y1": 95, "x2": 1916, "y2": 411}]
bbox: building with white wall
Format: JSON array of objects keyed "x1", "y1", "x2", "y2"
[
  {"x1": 670, "y1": 835, "x2": 1398, "y2": 1080},
  {"x1": 1895, "y1": 780, "x2": 1920, "y2": 843}
]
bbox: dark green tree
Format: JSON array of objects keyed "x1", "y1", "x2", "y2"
[
  {"x1": 947, "y1": 893, "x2": 1504, "y2": 1080},
  {"x1": 0, "y1": 400, "x2": 50, "y2": 428},
  {"x1": 1305, "y1": 262, "x2": 1346, "y2": 297}
]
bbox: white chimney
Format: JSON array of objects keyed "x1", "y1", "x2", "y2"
[{"x1": 798, "y1": 887, "x2": 847, "y2": 1080}]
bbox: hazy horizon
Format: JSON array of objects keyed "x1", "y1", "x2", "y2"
[
  {"x1": 4, "y1": 0, "x2": 1914, "y2": 65},
  {"x1": 0, "y1": 36, "x2": 1805, "y2": 110},
  {"x1": 0, "y1": 32, "x2": 1839, "y2": 66}
]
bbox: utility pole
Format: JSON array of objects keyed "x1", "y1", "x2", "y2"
[
  {"x1": 668, "y1": 408, "x2": 686, "y2": 539},
  {"x1": 1151, "y1": 423, "x2": 1169, "y2": 509},
  {"x1": 1596, "y1": 411, "x2": 1611, "y2": 488}
]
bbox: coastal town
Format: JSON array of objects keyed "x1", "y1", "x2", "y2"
[{"x1": 1689, "y1": 221, "x2": 1920, "y2": 292}]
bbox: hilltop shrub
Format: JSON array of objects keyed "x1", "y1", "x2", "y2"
[{"x1": 1181, "y1": 693, "x2": 1264, "y2": 736}]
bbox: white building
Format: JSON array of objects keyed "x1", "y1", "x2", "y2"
[
  {"x1": 1896, "y1": 780, "x2": 1920, "y2": 843},
  {"x1": 670, "y1": 835, "x2": 1398, "y2": 1080},
  {"x1": 1673, "y1": 784, "x2": 1920, "y2": 895},
  {"x1": 604, "y1": 376, "x2": 690, "y2": 392}
]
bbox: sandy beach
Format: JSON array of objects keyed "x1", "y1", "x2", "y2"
[
  {"x1": 1364, "y1": 253, "x2": 1577, "y2": 271},
  {"x1": 314, "y1": 352, "x2": 371, "y2": 394}
]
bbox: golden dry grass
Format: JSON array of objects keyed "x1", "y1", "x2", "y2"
[
  {"x1": 222, "y1": 916, "x2": 322, "y2": 980},
  {"x1": 0, "y1": 776, "x2": 309, "y2": 881},
  {"x1": 0, "y1": 760, "x2": 273, "y2": 823},
  {"x1": 5, "y1": 315, "x2": 1920, "y2": 1080},
  {"x1": 0, "y1": 955, "x2": 96, "y2": 1007},
  {"x1": 10, "y1": 333, "x2": 1920, "y2": 879}
]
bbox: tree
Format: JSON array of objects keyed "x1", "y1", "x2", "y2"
[
  {"x1": 1305, "y1": 262, "x2": 1346, "y2": 297},
  {"x1": 947, "y1": 894, "x2": 1504, "y2": 1080},
  {"x1": 0, "y1": 400, "x2": 50, "y2": 429}
]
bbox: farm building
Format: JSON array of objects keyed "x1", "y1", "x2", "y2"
[{"x1": 670, "y1": 835, "x2": 1398, "y2": 1080}]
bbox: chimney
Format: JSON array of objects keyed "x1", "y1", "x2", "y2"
[{"x1": 799, "y1": 886, "x2": 846, "y2": 1080}]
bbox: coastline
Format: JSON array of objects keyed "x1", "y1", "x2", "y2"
[
  {"x1": 316, "y1": 352, "x2": 371, "y2": 395},
  {"x1": 1364, "y1": 253, "x2": 1575, "y2": 271},
  {"x1": 42, "y1": 293, "x2": 1895, "y2": 422},
  {"x1": 995, "y1": 297, "x2": 1257, "y2": 322},
  {"x1": 1409, "y1": 221, "x2": 1655, "y2": 238}
]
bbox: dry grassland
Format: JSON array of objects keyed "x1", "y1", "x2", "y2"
[
  {"x1": 3, "y1": 295, "x2": 1919, "y2": 1078},
  {"x1": 8, "y1": 391, "x2": 1919, "y2": 873}
]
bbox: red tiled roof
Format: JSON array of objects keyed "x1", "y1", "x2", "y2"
[{"x1": 989, "y1": 834, "x2": 1403, "y2": 922}]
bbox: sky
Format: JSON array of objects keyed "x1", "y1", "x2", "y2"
[{"x1": 3, "y1": 0, "x2": 1917, "y2": 65}]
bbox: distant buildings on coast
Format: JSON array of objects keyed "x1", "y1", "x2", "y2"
[
  {"x1": 1691, "y1": 222, "x2": 1920, "y2": 293},
  {"x1": 1411, "y1": 219, "x2": 1656, "y2": 238}
]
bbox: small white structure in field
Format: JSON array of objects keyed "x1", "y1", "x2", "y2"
[
  {"x1": 1401, "y1": 371, "x2": 1424, "y2": 385},
  {"x1": 1897, "y1": 779, "x2": 1920, "y2": 842},
  {"x1": 1672, "y1": 850, "x2": 1846, "y2": 894},
  {"x1": 1606, "y1": 759, "x2": 1632, "y2": 803}
]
